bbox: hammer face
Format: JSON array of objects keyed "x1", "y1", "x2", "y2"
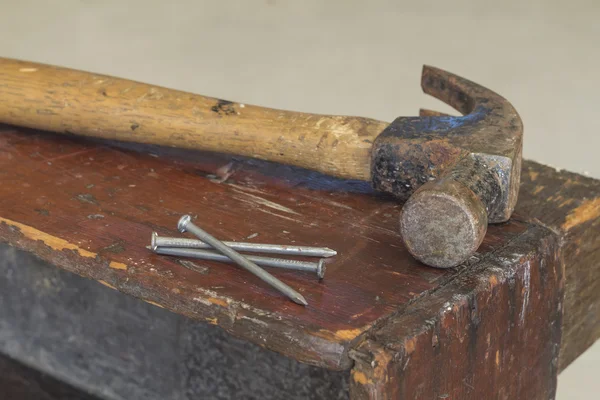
[{"x1": 400, "y1": 175, "x2": 488, "y2": 268}]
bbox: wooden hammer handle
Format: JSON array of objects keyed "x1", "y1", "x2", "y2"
[{"x1": 0, "y1": 58, "x2": 387, "y2": 180}]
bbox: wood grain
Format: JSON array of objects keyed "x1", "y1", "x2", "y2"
[
  {"x1": 349, "y1": 224, "x2": 563, "y2": 399},
  {"x1": 516, "y1": 161, "x2": 600, "y2": 370},
  {"x1": 0, "y1": 58, "x2": 387, "y2": 180}
]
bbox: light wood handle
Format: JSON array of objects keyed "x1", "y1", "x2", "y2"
[{"x1": 0, "y1": 58, "x2": 387, "y2": 180}]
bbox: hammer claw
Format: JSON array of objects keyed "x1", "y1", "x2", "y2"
[{"x1": 418, "y1": 108, "x2": 452, "y2": 118}]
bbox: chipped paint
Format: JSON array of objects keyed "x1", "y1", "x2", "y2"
[
  {"x1": 520, "y1": 262, "x2": 531, "y2": 324},
  {"x1": 496, "y1": 350, "x2": 501, "y2": 366},
  {"x1": 145, "y1": 299, "x2": 165, "y2": 309},
  {"x1": 404, "y1": 336, "x2": 417, "y2": 355},
  {"x1": 562, "y1": 197, "x2": 600, "y2": 230},
  {"x1": 109, "y1": 261, "x2": 128, "y2": 270},
  {"x1": 0, "y1": 216, "x2": 131, "y2": 274},
  {"x1": 372, "y1": 349, "x2": 392, "y2": 381},
  {"x1": 352, "y1": 371, "x2": 372, "y2": 385},
  {"x1": 208, "y1": 297, "x2": 229, "y2": 307},
  {"x1": 528, "y1": 170, "x2": 539, "y2": 181},
  {"x1": 205, "y1": 317, "x2": 218, "y2": 325},
  {"x1": 239, "y1": 315, "x2": 269, "y2": 327},
  {"x1": 315, "y1": 327, "x2": 366, "y2": 342},
  {"x1": 98, "y1": 280, "x2": 116, "y2": 290},
  {"x1": 0, "y1": 216, "x2": 96, "y2": 258}
]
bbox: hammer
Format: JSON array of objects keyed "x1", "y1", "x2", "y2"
[{"x1": 0, "y1": 58, "x2": 522, "y2": 268}]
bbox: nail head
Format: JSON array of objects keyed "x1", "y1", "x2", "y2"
[
  {"x1": 151, "y1": 231, "x2": 158, "y2": 251},
  {"x1": 178, "y1": 215, "x2": 191, "y2": 233}
]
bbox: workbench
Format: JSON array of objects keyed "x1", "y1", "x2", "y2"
[{"x1": 0, "y1": 125, "x2": 598, "y2": 399}]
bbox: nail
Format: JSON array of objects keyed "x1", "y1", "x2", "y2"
[
  {"x1": 177, "y1": 215, "x2": 308, "y2": 306},
  {"x1": 151, "y1": 232, "x2": 336, "y2": 258},
  {"x1": 152, "y1": 247, "x2": 326, "y2": 279}
]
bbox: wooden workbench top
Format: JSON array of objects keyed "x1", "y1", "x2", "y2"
[
  {"x1": 0, "y1": 124, "x2": 598, "y2": 394},
  {"x1": 0, "y1": 124, "x2": 525, "y2": 369}
]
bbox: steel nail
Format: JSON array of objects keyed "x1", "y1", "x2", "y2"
[
  {"x1": 177, "y1": 215, "x2": 308, "y2": 306},
  {"x1": 151, "y1": 232, "x2": 336, "y2": 258},
  {"x1": 152, "y1": 247, "x2": 326, "y2": 279}
]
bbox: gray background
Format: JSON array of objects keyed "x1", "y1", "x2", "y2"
[{"x1": 0, "y1": 0, "x2": 598, "y2": 398}]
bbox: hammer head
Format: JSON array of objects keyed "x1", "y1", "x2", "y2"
[{"x1": 371, "y1": 66, "x2": 523, "y2": 268}]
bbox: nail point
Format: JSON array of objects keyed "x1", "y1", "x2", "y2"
[
  {"x1": 324, "y1": 248, "x2": 337, "y2": 257},
  {"x1": 294, "y1": 294, "x2": 308, "y2": 306}
]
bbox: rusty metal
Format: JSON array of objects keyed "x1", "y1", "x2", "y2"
[{"x1": 371, "y1": 66, "x2": 523, "y2": 267}]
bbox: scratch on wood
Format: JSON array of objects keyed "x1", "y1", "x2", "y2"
[
  {"x1": 315, "y1": 198, "x2": 354, "y2": 210},
  {"x1": 239, "y1": 315, "x2": 269, "y2": 327},
  {"x1": 227, "y1": 183, "x2": 267, "y2": 195},
  {"x1": 559, "y1": 198, "x2": 575, "y2": 207},
  {"x1": 317, "y1": 327, "x2": 366, "y2": 342},
  {"x1": 520, "y1": 262, "x2": 531, "y2": 324},
  {"x1": 562, "y1": 197, "x2": 600, "y2": 230},
  {"x1": 532, "y1": 185, "x2": 545, "y2": 195},
  {"x1": 255, "y1": 208, "x2": 304, "y2": 224},
  {"x1": 231, "y1": 188, "x2": 301, "y2": 215}
]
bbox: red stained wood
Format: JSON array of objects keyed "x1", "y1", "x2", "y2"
[
  {"x1": 349, "y1": 225, "x2": 563, "y2": 399},
  {"x1": 517, "y1": 161, "x2": 600, "y2": 370},
  {"x1": 0, "y1": 126, "x2": 529, "y2": 370}
]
